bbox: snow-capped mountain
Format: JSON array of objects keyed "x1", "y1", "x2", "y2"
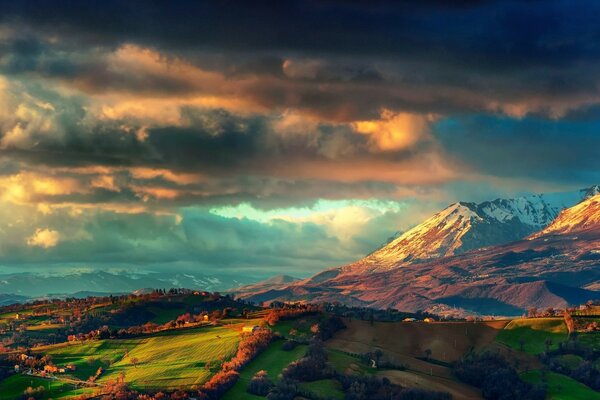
[
  {"x1": 234, "y1": 190, "x2": 600, "y2": 316},
  {"x1": 344, "y1": 186, "x2": 599, "y2": 273},
  {"x1": 530, "y1": 193, "x2": 600, "y2": 239}
]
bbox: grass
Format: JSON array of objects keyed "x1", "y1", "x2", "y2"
[
  {"x1": 299, "y1": 379, "x2": 344, "y2": 399},
  {"x1": 27, "y1": 323, "x2": 66, "y2": 331},
  {"x1": 45, "y1": 325, "x2": 241, "y2": 390},
  {"x1": 270, "y1": 315, "x2": 322, "y2": 338},
  {"x1": 521, "y1": 370, "x2": 600, "y2": 400},
  {"x1": 147, "y1": 306, "x2": 185, "y2": 324},
  {"x1": 327, "y1": 349, "x2": 374, "y2": 376},
  {"x1": 222, "y1": 339, "x2": 308, "y2": 400},
  {"x1": 579, "y1": 333, "x2": 600, "y2": 351},
  {"x1": 0, "y1": 374, "x2": 93, "y2": 400},
  {"x1": 496, "y1": 318, "x2": 568, "y2": 354},
  {"x1": 556, "y1": 354, "x2": 584, "y2": 370}
]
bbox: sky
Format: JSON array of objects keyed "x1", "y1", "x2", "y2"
[{"x1": 0, "y1": 0, "x2": 599, "y2": 280}]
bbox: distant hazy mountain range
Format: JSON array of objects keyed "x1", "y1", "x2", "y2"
[
  {"x1": 0, "y1": 270, "x2": 253, "y2": 301},
  {"x1": 234, "y1": 186, "x2": 600, "y2": 316}
]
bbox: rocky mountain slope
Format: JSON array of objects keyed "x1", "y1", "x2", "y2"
[
  {"x1": 345, "y1": 186, "x2": 599, "y2": 273},
  {"x1": 235, "y1": 190, "x2": 600, "y2": 316}
]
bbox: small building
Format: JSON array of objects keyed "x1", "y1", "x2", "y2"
[
  {"x1": 14, "y1": 365, "x2": 20, "y2": 372},
  {"x1": 242, "y1": 325, "x2": 260, "y2": 333},
  {"x1": 44, "y1": 365, "x2": 58, "y2": 373}
]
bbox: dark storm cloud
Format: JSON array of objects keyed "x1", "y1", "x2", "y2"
[
  {"x1": 1, "y1": 1, "x2": 600, "y2": 120},
  {"x1": 434, "y1": 115, "x2": 600, "y2": 185},
  {"x1": 3, "y1": 0, "x2": 599, "y2": 66}
]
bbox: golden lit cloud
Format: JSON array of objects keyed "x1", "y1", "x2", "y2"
[
  {"x1": 352, "y1": 110, "x2": 435, "y2": 151},
  {"x1": 91, "y1": 175, "x2": 120, "y2": 192},
  {"x1": 26, "y1": 228, "x2": 60, "y2": 248},
  {"x1": 0, "y1": 173, "x2": 87, "y2": 204},
  {"x1": 129, "y1": 167, "x2": 203, "y2": 185},
  {"x1": 132, "y1": 185, "x2": 182, "y2": 200}
]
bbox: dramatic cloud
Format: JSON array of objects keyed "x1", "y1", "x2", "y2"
[{"x1": 0, "y1": 1, "x2": 598, "y2": 279}]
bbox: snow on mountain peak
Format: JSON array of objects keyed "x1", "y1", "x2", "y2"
[
  {"x1": 343, "y1": 186, "x2": 598, "y2": 274},
  {"x1": 530, "y1": 193, "x2": 600, "y2": 238}
]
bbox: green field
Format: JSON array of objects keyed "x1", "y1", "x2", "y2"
[
  {"x1": 521, "y1": 370, "x2": 600, "y2": 400},
  {"x1": 496, "y1": 318, "x2": 568, "y2": 354},
  {"x1": 270, "y1": 315, "x2": 322, "y2": 339},
  {"x1": 45, "y1": 324, "x2": 241, "y2": 390},
  {"x1": 147, "y1": 306, "x2": 186, "y2": 324},
  {"x1": 299, "y1": 379, "x2": 344, "y2": 400},
  {"x1": 579, "y1": 333, "x2": 600, "y2": 351},
  {"x1": 556, "y1": 354, "x2": 584, "y2": 370},
  {"x1": 222, "y1": 339, "x2": 308, "y2": 400},
  {"x1": 299, "y1": 379, "x2": 344, "y2": 399},
  {"x1": 327, "y1": 349, "x2": 374, "y2": 376},
  {"x1": 0, "y1": 375, "x2": 93, "y2": 400}
]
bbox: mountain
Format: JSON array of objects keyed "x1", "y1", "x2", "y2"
[
  {"x1": 235, "y1": 191, "x2": 600, "y2": 316},
  {"x1": 0, "y1": 270, "x2": 257, "y2": 298},
  {"x1": 530, "y1": 192, "x2": 600, "y2": 238},
  {"x1": 0, "y1": 293, "x2": 29, "y2": 305},
  {"x1": 344, "y1": 186, "x2": 599, "y2": 273}
]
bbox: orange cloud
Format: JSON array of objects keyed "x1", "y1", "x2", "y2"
[
  {"x1": 27, "y1": 228, "x2": 60, "y2": 248},
  {"x1": 91, "y1": 175, "x2": 120, "y2": 192},
  {"x1": 132, "y1": 185, "x2": 182, "y2": 200},
  {"x1": 0, "y1": 173, "x2": 87, "y2": 204},
  {"x1": 352, "y1": 110, "x2": 435, "y2": 151},
  {"x1": 129, "y1": 167, "x2": 203, "y2": 185}
]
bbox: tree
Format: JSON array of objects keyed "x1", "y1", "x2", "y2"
[
  {"x1": 130, "y1": 357, "x2": 138, "y2": 368},
  {"x1": 528, "y1": 308, "x2": 538, "y2": 318},
  {"x1": 373, "y1": 349, "x2": 383, "y2": 366},
  {"x1": 544, "y1": 338, "x2": 553, "y2": 352},
  {"x1": 247, "y1": 370, "x2": 274, "y2": 396},
  {"x1": 424, "y1": 348, "x2": 432, "y2": 360}
]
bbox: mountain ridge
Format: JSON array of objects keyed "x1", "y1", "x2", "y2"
[
  {"x1": 342, "y1": 186, "x2": 598, "y2": 274},
  {"x1": 234, "y1": 189, "x2": 600, "y2": 316}
]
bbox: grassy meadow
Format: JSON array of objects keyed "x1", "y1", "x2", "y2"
[
  {"x1": 0, "y1": 375, "x2": 93, "y2": 400},
  {"x1": 40, "y1": 324, "x2": 242, "y2": 392},
  {"x1": 521, "y1": 370, "x2": 600, "y2": 400},
  {"x1": 496, "y1": 318, "x2": 569, "y2": 354},
  {"x1": 222, "y1": 339, "x2": 308, "y2": 400}
]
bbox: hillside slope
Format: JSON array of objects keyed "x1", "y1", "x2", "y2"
[
  {"x1": 237, "y1": 194, "x2": 600, "y2": 316},
  {"x1": 344, "y1": 186, "x2": 598, "y2": 273}
]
